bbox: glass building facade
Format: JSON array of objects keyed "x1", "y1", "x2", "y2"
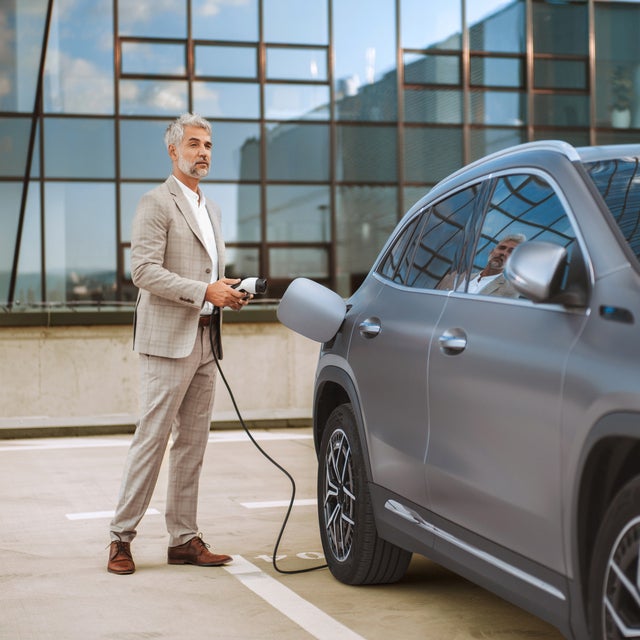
[{"x1": 3, "y1": 0, "x2": 640, "y2": 319}]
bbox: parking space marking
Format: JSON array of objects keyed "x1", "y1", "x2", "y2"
[
  {"x1": 66, "y1": 508, "x2": 160, "y2": 520},
  {"x1": 241, "y1": 498, "x2": 316, "y2": 509},
  {"x1": 0, "y1": 430, "x2": 312, "y2": 453},
  {"x1": 225, "y1": 556, "x2": 365, "y2": 640}
]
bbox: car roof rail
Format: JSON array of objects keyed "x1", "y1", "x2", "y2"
[{"x1": 435, "y1": 140, "x2": 580, "y2": 188}]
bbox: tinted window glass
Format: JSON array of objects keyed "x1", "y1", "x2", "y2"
[
  {"x1": 406, "y1": 184, "x2": 481, "y2": 290},
  {"x1": 468, "y1": 173, "x2": 577, "y2": 297},
  {"x1": 377, "y1": 215, "x2": 422, "y2": 284},
  {"x1": 584, "y1": 157, "x2": 640, "y2": 261}
]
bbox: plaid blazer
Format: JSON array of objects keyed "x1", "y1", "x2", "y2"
[{"x1": 130, "y1": 177, "x2": 225, "y2": 359}]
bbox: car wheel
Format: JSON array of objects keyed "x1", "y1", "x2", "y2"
[
  {"x1": 589, "y1": 476, "x2": 640, "y2": 639},
  {"x1": 317, "y1": 403, "x2": 412, "y2": 585}
]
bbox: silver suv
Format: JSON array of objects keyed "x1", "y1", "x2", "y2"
[{"x1": 278, "y1": 141, "x2": 640, "y2": 640}]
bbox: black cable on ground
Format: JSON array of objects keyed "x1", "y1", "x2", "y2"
[{"x1": 209, "y1": 320, "x2": 327, "y2": 575}]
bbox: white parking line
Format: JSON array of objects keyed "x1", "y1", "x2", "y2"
[
  {"x1": 241, "y1": 499, "x2": 316, "y2": 509},
  {"x1": 225, "y1": 556, "x2": 365, "y2": 640},
  {"x1": 66, "y1": 508, "x2": 160, "y2": 521},
  {"x1": 0, "y1": 430, "x2": 312, "y2": 452}
]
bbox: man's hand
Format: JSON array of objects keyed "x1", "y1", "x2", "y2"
[{"x1": 204, "y1": 278, "x2": 252, "y2": 311}]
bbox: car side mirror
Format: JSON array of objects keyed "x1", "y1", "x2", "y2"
[
  {"x1": 504, "y1": 241, "x2": 569, "y2": 304},
  {"x1": 277, "y1": 278, "x2": 347, "y2": 343}
]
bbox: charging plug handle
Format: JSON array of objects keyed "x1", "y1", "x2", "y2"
[{"x1": 233, "y1": 277, "x2": 267, "y2": 295}]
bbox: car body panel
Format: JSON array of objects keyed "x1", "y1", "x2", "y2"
[
  {"x1": 426, "y1": 292, "x2": 589, "y2": 572},
  {"x1": 278, "y1": 141, "x2": 640, "y2": 640},
  {"x1": 344, "y1": 275, "x2": 448, "y2": 507}
]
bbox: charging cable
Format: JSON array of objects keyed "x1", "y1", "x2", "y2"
[{"x1": 208, "y1": 309, "x2": 327, "y2": 576}]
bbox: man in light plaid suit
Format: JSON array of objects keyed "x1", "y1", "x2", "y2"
[{"x1": 107, "y1": 113, "x2": 250, "y2": 575}]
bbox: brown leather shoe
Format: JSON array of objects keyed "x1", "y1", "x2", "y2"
[
  {"x1": 107, "y1": 540, "x2": 135, "y2": 575},
  {"x1": 167, "y1": 535, "x2": 232, "y2": 567}
]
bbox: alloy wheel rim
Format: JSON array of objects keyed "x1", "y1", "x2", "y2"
[
  {"x1": 322, "y1": 428, "x2": 356, "y2": 562},
  {"x1": 602, "y1": 516, "x2": 640, "y2": 638}
]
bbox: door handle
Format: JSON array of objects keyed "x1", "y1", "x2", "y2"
[
  {"x1": 438, "y1": 328, "x2": 467, "y2": 355},
  {"x1": 359, "y1": 318, "x2": 381, "y2": 338}
]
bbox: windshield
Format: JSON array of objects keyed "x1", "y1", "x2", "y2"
[{"x1": 583, "y1": 157, "x2": 640, "y2": 260}]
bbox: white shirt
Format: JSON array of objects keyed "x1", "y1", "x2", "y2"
[
  {"x1": 172, "y1": 175, "x2": 218, "y2": 315},
  {"x1": 466, "y1": 272, "x2": 499, "y2": 294}
]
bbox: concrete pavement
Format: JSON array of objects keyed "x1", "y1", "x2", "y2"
[{"x1": 0, "y1": 428, "x2": 563, "y2": 639}]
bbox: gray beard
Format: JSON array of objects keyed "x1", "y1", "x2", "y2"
[{"x1": 177, "y1": 155, "x2": 209, "y2": 178}]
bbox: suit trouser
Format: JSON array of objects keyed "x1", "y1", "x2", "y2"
[{"x1": 110, "y1": 325, "x2": 217, "y2": 547}]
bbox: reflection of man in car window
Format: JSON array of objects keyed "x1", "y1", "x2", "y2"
[{"x1": 467, "y1": 233, "x2": 526, "y2": 297}]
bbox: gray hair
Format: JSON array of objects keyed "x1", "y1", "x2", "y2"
[
  {"x1": 499, "y1": 233, "x2": 527, "y2": 245},
  {"x1": 164, "y1": 113, "x2": 211, "y2": 150}
]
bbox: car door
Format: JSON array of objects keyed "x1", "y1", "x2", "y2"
[
  {"x1": 346, "y1": 183, "x2": 485, "y2": 508},
  {"x1": 425, "y1": 171, "x2": 590, "y2": 572}
]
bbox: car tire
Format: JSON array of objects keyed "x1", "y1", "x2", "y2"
[
  {"x1": 317, "y1": 403, "x2": 412, "y2": 585},
  {"x1": 588, "y1": 475, "x2": 640, "y2": 639}
]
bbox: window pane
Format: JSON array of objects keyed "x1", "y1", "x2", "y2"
[
  {"x1": 13, "y1": 184, "x2": 42, "y2": 307},
  {"x1": 594, "y1": 3, "x2": 640, "y2": 128},
  {"x1": 120, "y1": 120, "x2": 169, "y2": 179},
  {"x1": 120, "y1": 183, "x2": 161, "y2": 243},
  {"x1": 585, "y1": 157, "x2": 640, "y2": 263},
  {"x1": 469, "y1": 0, "x2": 525, "y2": 53},
  {"x1": 121, "y1": 42, "x2": 186, "y2": 76},
  {"x1": 0, "y1": 118, "x2": 31, "y2": 177},
  {"x1": 44, "y1": 183, "x2": 117, "y2": 304},
  {"x1": 594, "y1": 130, "x2": 640, "y2": 146},
  {"x1": 44, "y1": 118, "x2": 114, "y2": 178},
  {"x1": 266, "y1": 48, "x2": 327, "y2": 81},
  {"x1": 533, "y1": 93, "x2": 589, "y2": 127},
  {"x1": 335, "y1": 79, "x2": 398, "y2": 121},
  {"x1": 266, "y1": 185, "x2": 330, "y2": 241},
  {"x1": 533, "y1": 1, "x2": 588, "y2": 56},
  {"x1": 534, "y1": 59, "x2": 587, "y2": 90},
  {"x1": 334, "y1": 0, "x2": 397, "y2": 122},
  {"x1": 470, "y1": 128, "x2": 526, "y2": 162},
  {"x1": 265, "y1": 84, "x2": 330, "y2": 121},
  {"x1": 269, "y1": 247, "x2": 328, "y2": 280},
  {"x1": 264, "y1": 0, "x2": 328, "y2": 44},
  {"x1": 211, "y1": 122, "x2": 261, "y2": 181},
  {"x1": 477, "y1": 174, "x2": 575, "y2": 269},
  {"x1": 336, "y1": 125, "x2": 396, "y2": 182},
  {"x1": 377, "y1": 215, "x2": 422, "y2": 284},
  {"x1": 401, "y1": 0, "x2": 461, "y2": 50},
  {"x1": 406, "y1": 185, "x2": 480, "y2": 290},
  {"x1": 192, "y1": 0, "x2": 258, "y2": 41},
  {"x1": 119, "y1": 80, "x2": 188, "y2": 116},
  {"x1": 470, "y1": 56, "x2": 523, "y2": 88},
  {"x1": 336, "y1": 185, "x2": 398, "y2": 295},
  {"x1": 194, "y1": 82, "x2": 260, "y2": 119},
  {"x1": 199, "y1": 183, "x2": 261, "y2": 242},
  {"x1": 404, "y1": 127, "x2": 463, "y2": 183},
  {"x1": 469, "y1": 90, "x2": 526, "y2": 125},
  {"x1": 195, "y1": 46, "x2": 257, "y2": 79},
  {"x1": 267, "y1": 123, "x2": 329, "y2": 181},
  {"x1": 0, "y1": 0, "x2": 48, "y2": 112},
  {"x1": 44, "y1": 0, "x2": 114, "y2": 114},
  {"x1": 404, "y1": 54, "x2": 460, "y2": 85},
  {"x1": 118, "y1": 0, "x2": 186, "y2": 38},
  {"x1": 226, "y1": 248, "x2": 261, "y2": 280},
  {"x1": 404, "y1": 89, "x2": 462, "y2": 124},
  {"x1": 0, "y1": 183, "x2": 23, "y2": 303}
]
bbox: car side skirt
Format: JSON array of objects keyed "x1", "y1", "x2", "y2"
[{"x1": 369, "y1": 483, "x2": 573, "y2": 639}]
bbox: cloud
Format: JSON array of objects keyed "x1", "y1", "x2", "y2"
[{"x1": 196, "y1": 0, "x2": 252, "y2": 18}]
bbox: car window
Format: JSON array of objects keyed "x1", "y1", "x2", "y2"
[
  {"x1": 466, "y1": 173, "x2": 577, "y2": 298},
  {"x1": 377, "y1": 214, "x2": 423, "y2": 284},
  {"x1": 403, "y1": 184, "x2": 482, "y2": 290},
  {"x1": 583, "y1": 157, "x2": 640, "y2": 263}
]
